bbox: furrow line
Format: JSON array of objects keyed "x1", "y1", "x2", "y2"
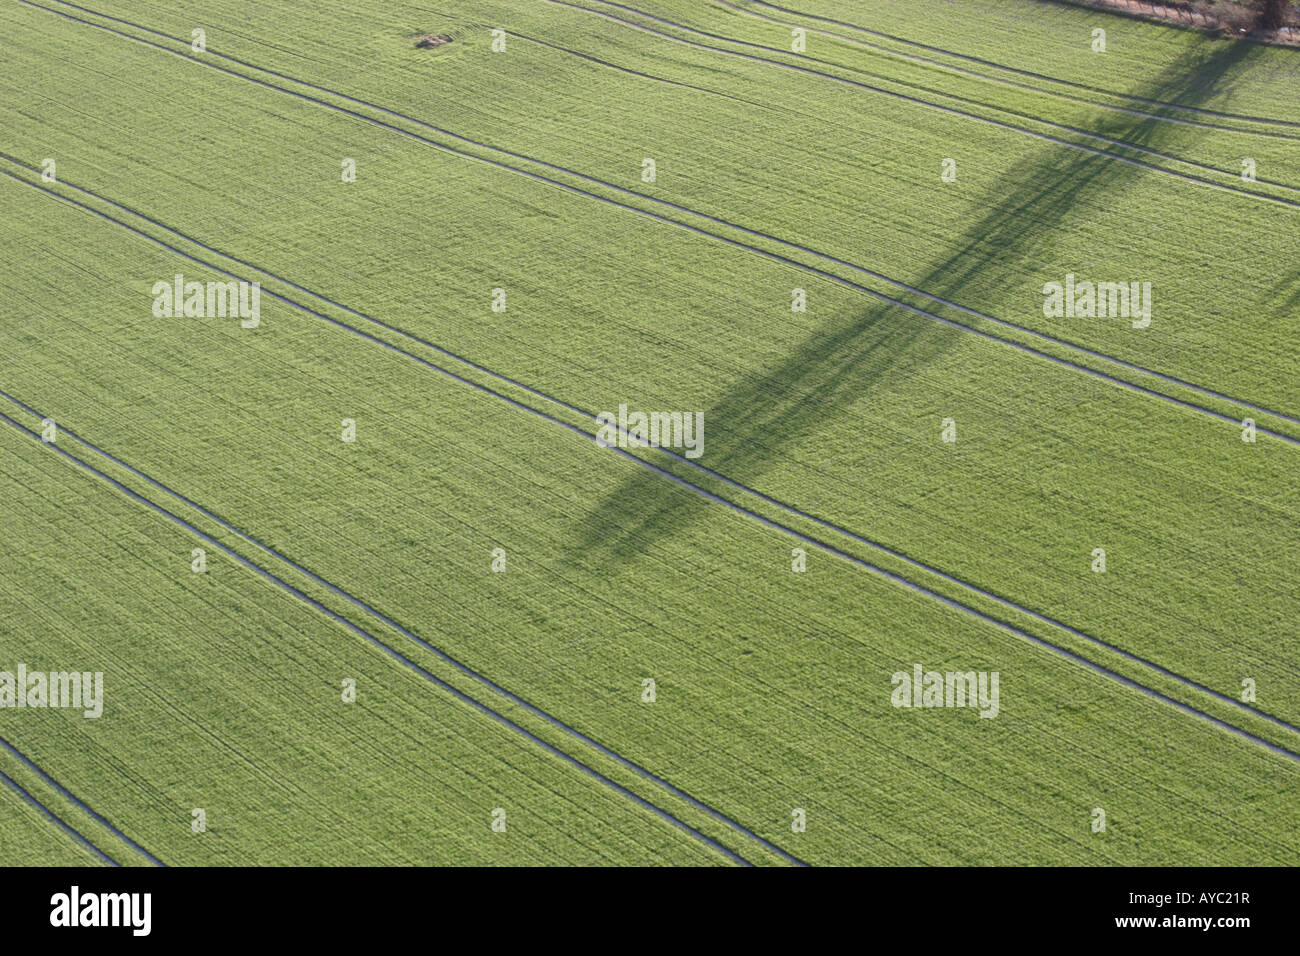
[
  {"x1": 0, "y1": 409, "x2": 765, "y2": 868},
  {"x1": 748, "y1": 0, "x2": 1300, "y2": 129},
  {"x1": 542, "y1": 0, "x2": 1300, "y2": 208},
  {"x1": 8, "y1": 164, "x2": 1300, "y2": 746},
  {"x1": 0, "y1": 733, "x2": 164, "y2": 865},
  {"x1": 0, "y1": 764, "x2": 119, "y2": 866},
  {"x1": 11, "y1": 3, "x2": 1300, "y2": 432}
]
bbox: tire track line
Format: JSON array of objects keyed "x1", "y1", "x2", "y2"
[
  {"x1": 29, "y1": 398, "x2": 1295, "y2": 780},
  {"x1": 0, "y1": 764, "x2": 119, "y2": 866},
  {"x1": 515, "y1": 25, "x2": 784, "y2": 114},
  {"x1": 26, "y1": 0, "x2": 1300, "y2": 211},
  {"x1": 720, "y1": 0, "x2": 1300, "y2": 199},
  {"x1": 722, "y1": 0, "x2": 1300, "y2": 143},
  {"x1": 542, "y1": 0, "x2": 1300, "y2": 209},
  {"x1": 6, "y1": 171, "x2": 1299, "y2": 767},
  {"x1": 0, "y1": 409, "x2": 767, "y2": 868},
  {"x1": 0, "y1": 165, "x2": 803, "y2": 859},
  {"x1": 618, "y1": 0, "x2": 1300, "y2": 196},
  {"x1": 748, "y1": 0, "x2": 1300, "y2": 130},
  {"x1": 0, "y1": 733, "x2": 164, "y2": 865},
  {"x1": 12, "y1": 2, "x2": 1300, "y2": 434},
  {"x1": 20, "y1": 0, "x2": 1300, "y2": 858},
  {"x1": 10, "y1": 157, "x2": 1300, "y2": 743},
  {"x1": 712, "y1": 0, "x2": 1300, "y2": 194},
  {"x1": 8, "y1": 151, "x2": 1300, "y2": 452}
]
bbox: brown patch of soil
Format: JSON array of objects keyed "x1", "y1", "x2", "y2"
[{"x1": 414, "y1": 34, "x2": 451, "y2": 49}]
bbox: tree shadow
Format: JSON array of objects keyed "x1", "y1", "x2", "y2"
[
  {"x1": 1266, "y1": 264, "x2": 1300, "y2": 314},
  {"x1": 566, "y1": 37, "x2": 1262, "y2": 568}
]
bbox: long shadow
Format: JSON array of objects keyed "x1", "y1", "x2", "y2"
[
  {"x1": 568, "y1": 37, "x2": 1263, "y2": 567},
  {"x1": 1267, "y1": 264, "x2": 1300, "y2": 314}
]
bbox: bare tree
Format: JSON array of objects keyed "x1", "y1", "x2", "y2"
[{"x1": 1259, "y1": 0, "x2": 1292, "y2": 31}]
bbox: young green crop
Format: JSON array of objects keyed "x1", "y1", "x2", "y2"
[{"x1": 2, "y1": 0, "x2": 1298, "y2": 865}]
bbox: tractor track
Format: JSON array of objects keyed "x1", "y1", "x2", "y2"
[
  {"x1": 12, "y1": 0, "x2": 1300, "y2": 435},
  {"x1": 4, "y1": 166, "x2": 1299, "y2": 766},
  {"x1": 0, "y1": 408, "x2": 775, "y2": 868}
]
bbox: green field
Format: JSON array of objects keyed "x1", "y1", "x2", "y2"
[{"x1": 1, "y1": 0, "x2": 1298, "y2": 866}]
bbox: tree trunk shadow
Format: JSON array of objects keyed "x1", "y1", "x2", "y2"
[{"x1": 566, "y1": 37, "x2": 1262, "y2": 569}]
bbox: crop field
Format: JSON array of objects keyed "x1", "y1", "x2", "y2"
[{"x1": 0, "y1": 0, "x2": 1298, "y2": 867}]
